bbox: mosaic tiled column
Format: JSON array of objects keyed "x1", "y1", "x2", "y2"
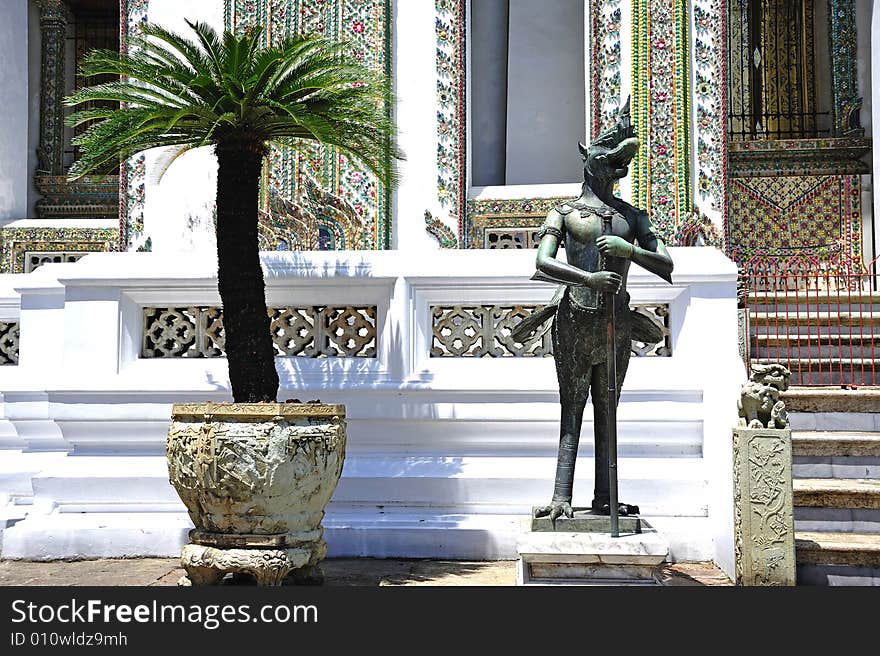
[
  {"x1": 829, "y1": 0, "x2": 864, "y2": 137},
  {"x1": 693, "y1": 0, "x2": 727, "y2": 220},
  {"x1": 119, "y1": 0, "x2": 150, "y2": 252},
  {"x1": 631, "y1": 0, "x2": 691, "y2": 242},
  {"x1": 36, "y1": 0, "x2": 69, "y2": 177},
  {"x1": 590, "y1": 0, "x2": 622, "y2": 138},
  {"x1": 434, "y1": 0, "x2": 466, "y2": 246}
]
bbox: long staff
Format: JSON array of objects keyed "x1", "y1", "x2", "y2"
[{"x1": 602, "y1": 212, "x2": 620, "y2": 538}]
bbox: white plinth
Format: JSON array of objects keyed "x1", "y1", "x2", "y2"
[{"x1": 516, "y1": 520, "x2": 670, "y2": 585}]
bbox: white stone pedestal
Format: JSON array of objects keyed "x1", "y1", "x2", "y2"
[{"x1": 516, "y1": 519, "x2": 669, "y2": 585}]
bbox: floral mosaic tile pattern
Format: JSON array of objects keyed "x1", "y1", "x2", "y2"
[
  {"x1": 467, "y1": 197, "x2": 569, "y2": 249},
  {"x1": 727, "y1": 174, "x2": 862, "y2": 265},
  {"x1": 433, "y1": 0, "x2": 467, "y2": 245},
  {"x1": 829, "y1": 0, "x2": 863, "y2": 137},
  {"x1": 227, "y1": 0, "x2": 392, "y2": 251},
  {"x1": 591, "y1": 0, "x2": 622, "y2": 138},
  {"x1": 424, "y1": 211, "x2": 459, "y2": 249},
  {"x1": 631, "y1": 0, "x2": 692, "y2": 243},
  {"x1": 0, "y1": 227, "x2": 120, "y2": 274},
  {"x1": 693, "y1": 0, "x2": 727, "y2": 223}
]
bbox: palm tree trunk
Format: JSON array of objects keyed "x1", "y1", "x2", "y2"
[{"x1": 215, "y1": 142, "x2": 279, "y2": 402}]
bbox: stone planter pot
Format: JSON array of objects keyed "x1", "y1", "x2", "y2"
[{"x1": 166, "y1": 402, "x2": 346, "y2": 585}]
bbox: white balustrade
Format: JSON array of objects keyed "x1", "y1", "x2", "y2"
[{"x1": 0, "y1": 248, "x2": 743, "y2": 575}]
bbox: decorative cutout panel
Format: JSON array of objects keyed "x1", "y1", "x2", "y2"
[
  {"x1": 430, "y1": 303, "x2": 671, "y2": 358},
  {"x1": 24, "y1": 252, "x2": 88, "y2": 273},
  {"x1": 0, "y1": 322, "x2": 20, "y2": 366},
  {"x1": 142, "y1": 305, "x2": 377, "y2": 359}
]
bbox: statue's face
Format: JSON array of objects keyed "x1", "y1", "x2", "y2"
[
  {"x1": 584, "y1": 136, "x2": 641, "y2": 181},
  {"x1": 750, "y1": 364, "x2": 791, "y2": 391}
]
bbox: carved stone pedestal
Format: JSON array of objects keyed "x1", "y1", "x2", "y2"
[
  {"x1": 178, "y1": 534, "x2": 327, "y2": 587},
  {"x1": 516, "y1": 510, "x2": 669, "y2": 585},
  {"x1": 733, "y1": 427, "x2": 795, "y2": 585}
]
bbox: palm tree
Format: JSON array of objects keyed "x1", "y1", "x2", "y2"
[{"x1": 65, "y1": 21, "x2": 397, "y2": 403}]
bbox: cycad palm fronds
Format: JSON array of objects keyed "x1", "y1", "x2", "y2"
[
  {"x1": 64, "y1": 21, "x2": 399, "y2": 403},
  {"x1": 65, "y1": 20, "x2": 397, "y2": 187}
]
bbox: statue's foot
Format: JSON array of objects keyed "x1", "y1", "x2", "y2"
[
  {"x1": 591, "y1": 499, "x2": 640, "y2": 516},
  {"x1": 534, "y1": 501, "x2": 574, "y2": 522}
]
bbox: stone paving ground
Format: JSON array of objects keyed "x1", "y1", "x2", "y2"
[{"x1": 0, "y1": 558, "x2": 731, "y2": 586}]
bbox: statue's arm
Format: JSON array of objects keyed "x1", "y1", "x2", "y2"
[
  {"x1": 535, "y1": 210, "x2": 600, "y2": 288},
  {"x1": 630, "y1": 212, "x2": 674, "y2": 284}
]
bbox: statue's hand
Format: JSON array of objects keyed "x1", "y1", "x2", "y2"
[
  {"x1": 587, "y1": 271, "x2": 622, "y2": 293},
  {"x1": 597, "y1": 235, "x2": 634, "y2": 259},
  {"x1": 534, "y1": 501, "x2": 574, "y2": 522}
]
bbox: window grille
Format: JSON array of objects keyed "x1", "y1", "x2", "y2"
[
  {"x1": 64, "y1": 1, "x2": 119, "y2": 171},
  {"x1": 727, "y1": 0, "x2": 829, "y2": 141}
]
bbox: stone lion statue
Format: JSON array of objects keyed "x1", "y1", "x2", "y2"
[{"x1": 737, "y1": 363, "x2": 791, "y2": 429}]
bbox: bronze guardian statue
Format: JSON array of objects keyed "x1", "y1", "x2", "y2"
[{"x1": 512, "y1": 99, "x2": 674, "y2": 523}]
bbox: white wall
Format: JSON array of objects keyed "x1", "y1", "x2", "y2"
[
  {"x1": 138, "y1": 0, "x2": 224, "y2": 254},
  {"x1": 393, "y1": 0, "x2": 440, "y2": 252},
  {"x1": 0, "y1": 0, "x2": 31, "y2": 225}
]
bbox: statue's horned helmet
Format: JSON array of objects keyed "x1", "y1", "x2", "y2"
[{"x1": 579, "y1": 96, "x2": 640, "y2": 180}]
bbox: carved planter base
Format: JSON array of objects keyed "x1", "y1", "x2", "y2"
[
  {"x1": 167, "y1": 402, "x2": 346, "y2": 587},
  {"x1": 178, "y1": 542, "x2": 325, "y2": 587}
]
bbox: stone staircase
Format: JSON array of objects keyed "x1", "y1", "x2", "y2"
[
  {"x1": 784, "y1": 388, "x2": 880, "y2": 585},
  {"x1": 748, "y1": 291, "x2": 880, "y2": 386}
]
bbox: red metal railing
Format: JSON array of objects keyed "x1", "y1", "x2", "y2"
[{"x1": 740, "y1": 253, "x2": 880, "y2": 387}]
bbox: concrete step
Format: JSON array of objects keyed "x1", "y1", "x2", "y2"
[
  {"x1": 333, "y1": 456, "x2": 709, "y2": 517},
  {"x1": 26, "y1": 454, "x2": 710, "y2": 518},
  {"x1": 0, "y1": 512, "x2": 194, "y2": 560},
  {"x1": 752, "y1": 334, "x2": 880, "y2": 349},
  {"x1": 796, "y1": 563, "x2": 880, "y2": 585},
  {"x1": 749, "y1": 291, "x2": 880, "y2": 306},
  {"x1": 752, "y1": 344, "x2": 880, "y2": 364},
  {"x1": 0, "y1": 508, "x2": 712, "y2": 562},
  {"x1": 326, "y1": 509, "x2": 712, "y2": 561},
  {"x1": 795, "y1": 531, "x2": 880, "y2": 568},
  {"x1": 793, "y1": 456, "x2": 880, "y2": 479},
  {"x1": 750, "y1": 311, "x2": 880, "y2": 327},
  {"x1": 783, "y1": 388, "x2": 880, "y2": 413},
  {"x1": 751, "y1": 357, "x2": 880, "y2": 373},
  {"x1": 793, "y1": 479, "x2": 880, "y2": 509},
  {"x1": 792, "y1": 431, "x2": 880, "y2": 479},
  {"x1": 754, "y1": 352, "x2": 880, "y2": 369},
  {"x1": 792, "y1": 432, "x2": 880, "y2": 479},
  {"x1": 796, "y1": 529, "x2": 880, "y2": 585},
  {"x1": 753, "y1": 364, "x2": 879, "y2": 387},
  {"x1": 786, "y1": 372, "x2": 878, "y2": 387},
  {"x1": 794, "y1": 507, "x2": 880, "y2": 534},
  {"x1": 790, "y1": 412, "x2": 880, "y2": 432},
  {"x1": 793, "y1": 431, "x2": 880, "y2": 457}
]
